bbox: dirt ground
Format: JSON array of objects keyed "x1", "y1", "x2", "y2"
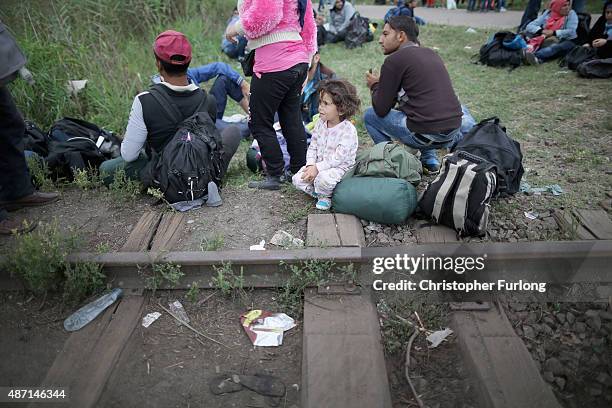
[
  {"x1": 100, "y1": 289, "x2": 302, "y2": 408},
  {"x1": 0, "y1": 184, "x2": 312, "y2": 254},
  {"x1": 0, "y1": 289, "x2": 302, "y2": 408},
  {"x1": 0, "y1": 292, "x2": 69, "y2": 390}
]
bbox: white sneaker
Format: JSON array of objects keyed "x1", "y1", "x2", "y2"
[{"x1": 500, "y1": 7, "x2": 507, "y2": 12}]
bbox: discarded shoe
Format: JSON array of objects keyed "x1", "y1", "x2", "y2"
[
  {"x1": 209, "y1": 375, "x2": 244, "y2": 395},
  {"x1": 422, "y1": 161, "x2": 440, "y2": 174},
  {"x1": 234, "y1": 374, "x2": 286, "y2": 397}
]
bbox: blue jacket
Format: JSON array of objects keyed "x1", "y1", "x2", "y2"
[
  {"x1": 151, "y1": 62, "x2": 244, "y2": 87},
  {"x1": 526, "y1": 10, "x2": 578, "y2": 41}
]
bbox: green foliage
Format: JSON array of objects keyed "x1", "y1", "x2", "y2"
[
  {"x1": 73, "y1": 168, "x2": 105, "y2": 191},
  {"x1": 186, "y1": 282, "x2": 200, "y2": 303},
  {"x1": 212, "y1": 262, "x2": 246, "y2": 299},
  {"x1": 107, "y1": 168, "x2": 142, "y2": 203},
  {"x1": 26, "y1": 156, "x2": 55, "y2": 192},
  {"x1": 277, "y1": 260, "x2": 337, "y2": 316},
  {"x1": 200, "y1": 234, "x2": 225, "y2": 251},
  {"x1": 145, "y1": 262, "x2": 185, "y2": 293},
  {"x1": 3, "y1": 221, "x2": 104, "y2": 303},
  {"x1": 62, "y1": 261, "x2": 106, "y2": 304},
  {"x1": 4, "y1": 221, "x2": 78, "y2": 294}
]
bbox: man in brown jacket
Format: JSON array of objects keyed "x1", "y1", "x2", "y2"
[{"x1": 364, "y1": 16, "x2": 463, "y2": 173}]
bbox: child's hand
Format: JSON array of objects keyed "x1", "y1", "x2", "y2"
[{"x1": 302, "y1": 165, "x2": 319, "y2": 183}]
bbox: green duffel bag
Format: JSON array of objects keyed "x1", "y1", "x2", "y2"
[
  {"x1": 332, "y1": 176, "x2": 418, "y2": 225},
  {"x1": 343, "y1": 142, "x2": 422, "y2": 186}
]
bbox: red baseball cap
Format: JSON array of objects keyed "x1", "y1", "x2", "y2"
[{"x1": 153, "y1": 30, "x2": 192, "y2": 65}]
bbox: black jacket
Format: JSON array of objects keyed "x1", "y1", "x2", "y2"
[{"x1": 588, "y1": 1, "x2": 612, "y2": 59}]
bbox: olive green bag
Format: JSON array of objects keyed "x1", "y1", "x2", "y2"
[{"x1": 342, "y1": 142, "x2": 422, "y2": 186}]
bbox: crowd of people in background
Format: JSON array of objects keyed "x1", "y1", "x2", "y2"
[{"x1": 1, "y1": 0, "x2": 609, "y2": 234}]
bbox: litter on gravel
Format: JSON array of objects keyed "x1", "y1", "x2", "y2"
[{"x1": 426, "y1": 328, "x2": 454, "y2": 348}]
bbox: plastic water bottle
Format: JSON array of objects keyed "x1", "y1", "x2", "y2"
[{"x1": 63, "y1": 288, "x2": 123, "y2": 332}]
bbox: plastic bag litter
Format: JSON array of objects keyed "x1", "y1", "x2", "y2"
[
  {"x1": 466, "y1": 27, "x2": 477, "y2": 33},
  {"x1": 270, "y1": 230, "x2": 304, "y2": 248},
  {"x1": 249, "y1": 240, "x2": 266, "y2": 251},
  {"x1": 169, "y1": 301, "x2": 190, "y2": 324},
  {"x1": 241, "y1": 310, "x2": 296, "y2": 347},
  {"x1": 142, "y1": 312, "x2": 162, "y2": 328},
  {"x1": 520, "y1": 182, "x2": 564, "y2": 196},
  {"x1": 64, "y1": 288, "x2": 122, "y2": 332},
  {"x1": 426, "y1": 328, "x2": 453, "y2": 348}
]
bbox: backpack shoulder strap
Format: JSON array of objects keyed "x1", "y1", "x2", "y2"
[{"x1": 148, "y1": 84, "x2": 184, "y2": 125}]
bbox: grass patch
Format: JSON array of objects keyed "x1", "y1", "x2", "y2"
[
  {"x1": 143, "y1": 262, "x2": 185, "y2": 294},
  {"x1": 200, "y1": 234, "x2": 225, "y2": 251},
  {"x1": 212, "y1": 262, "x2": 246, "y2": 300},
  {"x1": 106, "y1": 168, "x2": 142, "y2": 203},
  {"x1": 3, "y1": 221, "x2": 105, "y2": 304}
]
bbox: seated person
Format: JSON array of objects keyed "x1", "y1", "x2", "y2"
[
  {"x1": 314, "y1": 10, "x2": 327, "y2": 46},
  {"x1": 293, "y1": 79, "x2": 360, "y2": 211},
  {"x1": 152, "y1": 61, "x2": 250, "y2": 138},
  {"x1": 326, "y1": 0, "x2": 356, "y2": 43},
  {"x1": 363, "y1": 16, "x2": 463, "y2": 173},
  {"x1": 100, "y1": 31, "x2": 240, "y2": 186},
  {"x1": 583, "y1": 1, "x2": 612, "y2": 59},
  {"x1": 523, "y1": 0, "x2": 578, "y2": 64},
  {"x1": 385, "y1": 1, "x2": 426, "y2": 26},
  {"x1": 221, "y1": 8, "x2": 247, "y2": 60},
  {"x1": 302, "y1": 51, "x2": 337, "y2": 124}
]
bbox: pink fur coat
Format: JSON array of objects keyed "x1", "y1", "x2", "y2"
[{"x1": 236, "y1": 0, "x2": 317, "y2": 55}]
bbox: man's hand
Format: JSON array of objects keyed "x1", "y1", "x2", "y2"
[
  {"x1": 365, "y1": 70, "x2": 379, "y2": 90},
  {"x1": 225, "y1": 25, "x2": 239, "y2": 44},
  {"x1": 593, "y1": 38, "x2": 607, "y2": 48},
  {"x1": 542, "y1": 29, "x2": 554, "y2": 38},
  {"x1": 301, "y1": 165, "x2": 319, "y2": 183}
]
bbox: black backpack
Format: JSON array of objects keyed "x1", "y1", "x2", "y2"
[
  {"x1": 560, "y1": 45, "x2": 596, "y2": 70},
  {"x1": 576, "y1": 58, "x2": 612, "y2": 79},
  {"x1": 452, "y1": 117, "x2": 524, "y2": 196},
  {"x1": 478, "y1": 32, "x2": 523, "y2": 68},
  {"x1": 46, "y1": 138, "x2": 106, "y2": 179},
  {"x1": 24, "y1": 120, "x2": 49, "y2": 157},
  {"x1": 419, "y1": 151, "x2": 497, "y2": 237},
  {"x1": 143, "y1": 86, "x2": 224, "y2": 203},
  {"x1": 345, "y1": 14, "x2": 373, "y2": 49},
  {"x1": 49, "y1": 117, "x2": 121, "y2": 159}
]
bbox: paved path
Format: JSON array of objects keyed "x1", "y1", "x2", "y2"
[{"x1": 356, "y1": 5, "x2": 523, "y2": 29}]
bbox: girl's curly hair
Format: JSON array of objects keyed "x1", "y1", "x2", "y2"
[{"x1": 318, "y1": 79, "x2": 361, "y2": 121}]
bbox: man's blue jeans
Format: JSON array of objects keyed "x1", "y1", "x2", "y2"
[
  {"x1": 535, "y1": 40, "x2": 575, "y2": 62},
  {"x1": 221, "y1": 36, "x2": 247, "y2": 60},
  {"x1": 364, "y1": 107, "x2": 466, "y2": 166},
  {"x1": 209, "y1": 75, "x2": 244, "y2": 120}
]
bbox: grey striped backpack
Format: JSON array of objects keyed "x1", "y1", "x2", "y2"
[{"x1": 418, "y1": 151, "x2": 497, "y2": 237}]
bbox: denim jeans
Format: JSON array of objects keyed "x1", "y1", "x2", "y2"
[
  {"x1": 534, "y1": 40, "x2": 575, "y2": 62},
  {"x1": 221, "y1": 36, "x2": 247, "y2": 60},
  {"x1": 364, "y1": 107, "x2": 464, "y2": 166},
  {"x1": 209, "y1": 74, "x2": 244, "y2": 120}
]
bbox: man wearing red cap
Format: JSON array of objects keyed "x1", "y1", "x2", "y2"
[{"x1": 100, "y1": 30, "x2": 240, "y2": 194}]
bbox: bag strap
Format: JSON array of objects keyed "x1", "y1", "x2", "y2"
[
  {"x1": 149, "y1": 84, "x2": 184, "y2": 125},
  {"x1": 369, "y1": 142, "x2": 389, "y2": 161}
]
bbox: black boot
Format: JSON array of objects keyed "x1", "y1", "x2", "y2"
[{"x1": 248, "y1": 176, "x2": 282, "y2": 190}]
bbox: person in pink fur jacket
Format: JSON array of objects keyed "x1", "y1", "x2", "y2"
[{"x1": 226, "y1": 0, "x2": 318, "y2": 190}]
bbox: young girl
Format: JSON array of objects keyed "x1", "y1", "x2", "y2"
[{"x1": 292, "y1": 79, "x2": 360, "y2": 210}]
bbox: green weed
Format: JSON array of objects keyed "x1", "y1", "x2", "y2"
[
  {"x1": 200, "y1": 234, "x2": 225, "y2": 251},
  {"x1": 153, "y1": 262, "x2": 184, "y2": 289},
  {"x1": 26, "y1": 156, "x2": 55, "y2": 192},
  {"x1": 277, "y1": 259, "x2": 337, "y2": 316},
  {"x1": 62, "y1": 261, "x2": 106, "y2": 304},
  {"x1": 212, "y1": 262, "x2": 246, "y2": 300},
  {"x1": 3, "y1": 221, "x2": 105, "y2": 303},
  {"x1": 73, "y1": 167, "x2": 105, "y2": 191},
  {"x1": 186, "y1": 282, "x2": 200, "y2": 303},
  {"x1": 107, "y1": 168, "x2": 142, "y2": 203}
]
